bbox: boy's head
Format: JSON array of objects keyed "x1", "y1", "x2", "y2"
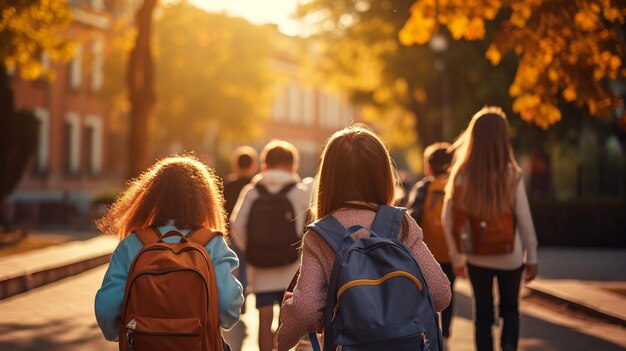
[
  {"x1": 424, "y1": 142, "x2": 452, "y2": 177},
  {"x1": 261, "y1": 140, "x2": 299, "y2": 172},
  {"x1": 231, "y1": 146, "x2": 258, "y2": 177}
]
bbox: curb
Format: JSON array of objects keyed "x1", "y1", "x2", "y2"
[
  {"x1": 526, "y1": 284, "x2": 626, "y2": 328},
  {"x1": 0, "y1": 236, "x2": 117, "y2": 300},
  {"x1": 0, "y1": 253, "x2": 111, "y2": 300}
]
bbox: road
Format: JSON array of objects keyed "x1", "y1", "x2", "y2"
[{"x1": 0, "y1": 265, "x2": 625, "y2": 351}]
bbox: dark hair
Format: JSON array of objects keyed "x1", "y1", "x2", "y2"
[
  {"x1": 237, "y1": 154, "x2": 253, "y2": 169},
  {"x1": 261, "y1": 140, "x2": 298, "y2": 169},
  {"x1": 424, "y1": 142, "x2": 452, "y2": 176},
  {"x1": 231, "y1": 146, "x2": 258, "y2": 172}
]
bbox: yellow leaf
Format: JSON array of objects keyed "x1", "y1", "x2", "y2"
[
  {"x1": 448, "y1": 16, "x2": 469, "y2": 40},
  {"x1": 575, "y1": 11, "x2": 598, "y2": 31},
  {"x1": 464, "y1": 18, "x2": 486, "y2": 40},
  {"x1": 399, "y1": 12, "x2": 437, "y2": 45},
  {"x1": 538, "y1": 103, "x2": 561, "y2": 127},
  {"x1": 512, "y1": 93, "x2": 541, "y2": 115},
  {"x1": 610, "y1": 56, "x2": 622, "y2": 70},
  {"x1": 548, "y1": 68, "x2": 559, "y2": 82},
  {"x1": 563, "y1": 86, "x2": 577, "y2": 102},
  {"x1": 413, "y1": 88, "x2": 427, "y2": 103},
  {"x1": 486, "y1": 44, "x2": 501, "y2": 65}
]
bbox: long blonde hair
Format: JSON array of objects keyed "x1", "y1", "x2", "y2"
[
  {"x1": 96, "y1": 154, "x2": 226, "y2": 240},
  {"x1": 448, "y1": 106, "x2": 520, "y2": 219}
]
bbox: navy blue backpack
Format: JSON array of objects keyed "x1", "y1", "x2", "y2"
[{"x1": 306, "y1": 205, "x2": 443, "y2": 351}]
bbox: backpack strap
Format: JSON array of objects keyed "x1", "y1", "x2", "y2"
[
  {"x1": 278, "y1": 182, "x2": 297, "y2": 195},
  {"x1": 371, "y1": 205, "x2": 406, "y2": 240},
  {"x1": 409, "y1": 179, "x2": 431, "y2": 224},
  {"x1": 255, "y1": 183, "x2": 269, "y2": 195},
  {"x1": 254, "y1": 183, "x2": 270, "y2": 195},
  {"x1": 134, "y1": 227, "x2": 161, "y2": 245},
  {"x1": 306, "y1": 214, "x2": 346, "y2": 253},
  {"x1": 187, "y1": 227, "x2": 223, "y2": 246}
]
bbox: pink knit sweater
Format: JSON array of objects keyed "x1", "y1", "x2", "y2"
[{"x1": 276, "y1": 208, "x2": 452, "y2": 351}]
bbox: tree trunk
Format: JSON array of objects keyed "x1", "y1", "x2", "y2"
[{"x1": 127, "y1": 0, "x2": 157, "y2": 180}]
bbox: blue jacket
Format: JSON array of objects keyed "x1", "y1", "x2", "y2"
[{"x1": 94, "y1": 225, "x2": 244, "y2": 341}]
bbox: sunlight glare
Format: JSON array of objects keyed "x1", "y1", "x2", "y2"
[{"x1": 189, "y1": 0, "x2": 305, "y2": 36}]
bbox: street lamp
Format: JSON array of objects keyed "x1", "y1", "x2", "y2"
[{"x1": 429, "y1": 33, "x2": 451, "y2": 141}]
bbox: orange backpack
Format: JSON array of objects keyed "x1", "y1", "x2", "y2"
[
  {"x1": 119, "y1": 227, "x2": 228, "y2": 351},
  {"x1": 452, "y1": 183, "x2": 516, "y2": 255},
  {"x1": 415, "y1": 176, "x2": 450, "y2": 263}
]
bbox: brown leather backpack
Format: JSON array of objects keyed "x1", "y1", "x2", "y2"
[
  {"x1": 452, "y1": 183, "x2": 516, "y2": 255},
  {"x1": 119, "y1": 227, "x2": 228, "y2": 351}
]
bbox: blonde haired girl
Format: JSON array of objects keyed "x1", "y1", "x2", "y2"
[{"x1": 442, "y1": 107, "x2": 538, "y2": 351}]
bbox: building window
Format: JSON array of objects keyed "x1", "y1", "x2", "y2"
[
  {"x1": 321, "y1": 93, "x2": 338, "y2": 129},
  {"x1": 335, "y1": 99, "x2": 347, "y2": 129},
  {"x1": 91, "y1": 39, "x2": 104, "y2": 92},
  {"x1": 272, "y1": 83, "x2": 287, "y2": 122},
  {"x1": 69, "y1": 44, "x2": 83, "y2": 90},
  {"x1": 41, "y1": 53, "x2": 50, "y2": 79},
  {"x1": 288, "y1": 82, "x2": 300, "y2": 124},
  {"x1": 84, "y1": 115, "x2": 103, "y2": 175},
  {"x1": 33, "y1": 108, "x2": 50, "y2": 172},
  {"x1": 65, "y1": 112, "x2": 81, "y2": 174},
  {"x1": 302, "y1": 88, "x2": 314, "y2": 126}
]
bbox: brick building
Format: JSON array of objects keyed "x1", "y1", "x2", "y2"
[
  {"x1": 238, "y1": 32, "x2": 358, "y2": 178},
  {"x1": 9, "y1": 0, "x2": 123, "y2": 226}
]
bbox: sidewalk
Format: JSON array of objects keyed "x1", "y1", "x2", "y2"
[
  {"x1": 1, "y1": 236, "x2": 625, "y2": 328},
  {"x1": 0, "y1": 234, "x2": 117, "y2": 300},
  {"x1": 526, "y1": 247, "x2": 626, "y2": 327}
]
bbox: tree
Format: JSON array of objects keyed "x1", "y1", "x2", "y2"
[
  {"x1": 0, "y1": 68, "x2": 38, "y2": 231},
  {"x1": 153, "y1": 2, "x2": 272, "y2": 155},
  {"x1": 0, "y1": 0, "x2": 73, "y2": 79},
  {"x1": 0, "y1": 0, "x2": 72, "y2": 229},
  {"x1": 297, "y1": 0, "x2": 517, "y2": 149},
  {"x1": 400, "y1": 0, "x2": 626, "y2": 129},
  {"x1": 127, "y1": 0, "x2": 157, "y2": 179}
]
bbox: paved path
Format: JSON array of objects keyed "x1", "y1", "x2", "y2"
[{"x1": 1, "y1": 266, "x2": 625, "y2": 351}]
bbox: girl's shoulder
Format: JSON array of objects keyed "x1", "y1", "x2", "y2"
[{"x1": 119, "y1": 232, "x2": 143, "y2": 251}]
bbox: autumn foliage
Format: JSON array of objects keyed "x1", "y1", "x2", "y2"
[
  {"x1": 400, "y1": 0, "x2": 626, "y2": 128},
  {"x1": 0, "y1": 0, "x2": 73, "y2": 79}
]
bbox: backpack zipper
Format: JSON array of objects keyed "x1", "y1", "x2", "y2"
[{"x1": 331, "y1": 270, "x2": 423, "y2": 320}]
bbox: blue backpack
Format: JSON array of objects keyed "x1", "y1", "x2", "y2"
[{"x1": 306, "y1": 206, "x2": 443, "y2": 351}]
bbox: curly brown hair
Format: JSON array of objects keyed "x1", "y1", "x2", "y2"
[{"x1": 96, "y1": 154, "x2": 227, "y2": 240}]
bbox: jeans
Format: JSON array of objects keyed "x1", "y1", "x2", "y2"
[
  {"x1": 440, "y1": 263, "x2": 456, "y2": 338},
  {"x1": 467, "y1": 264, "x2": 524, "y2": 351}
]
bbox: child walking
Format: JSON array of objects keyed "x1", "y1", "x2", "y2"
[
  {"x1": 442, "y1": 106, "x2": 538, "y2": 351},
  {"x1": 94, "y1": 155, "x2": 243, "y2": 349},
  {"x1": 408, "y1": 142, "x2": 456, "y2": 343},
  {"x1": 275, "y1": 124, "x2": 451, "y2": 351},
  {"x1": 229, "y1": 140, "x2": 310, "y2": 351}
]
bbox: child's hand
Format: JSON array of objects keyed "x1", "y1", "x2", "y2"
[{"x1": 524, "y1": 263, "x2": 538, "y2": 282}]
